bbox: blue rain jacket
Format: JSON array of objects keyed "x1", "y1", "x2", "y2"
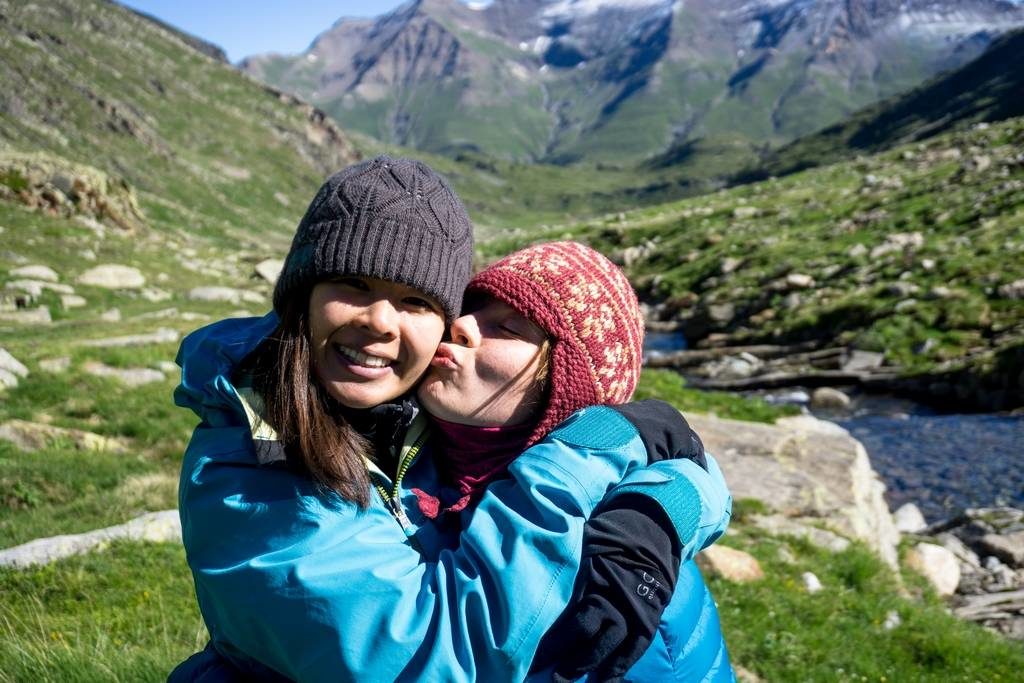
[{"x1": 171, "y1": 313, "x2": 733, "y2": 682}]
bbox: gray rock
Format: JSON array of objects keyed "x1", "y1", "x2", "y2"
[
  {"x1": 751, "y1": 514, "x2": 852, "y2": 553},
  {"x1": 100, "y1": 308, "x2": 122, "y2": 322},
  {"x1": 0, "y1": 510, "x2": 180, "y2": 568},
  {"x1": 140, "y1": 287, "x2": 172, "y2": 303},
  {"x1": 10, "y1": 265, "x2": 58, "y2": 282},
  {"x1": 39, "y1": 356, "x2": 71, "y2": 373},
  {"x1": 936, "y1": 532, "x2": 981, "y2": 569},
  {"x1": 61, "y1": 294, "x2": 87, "y2": 309},
  {"x1": 894, "y1": 503, "x2": 928, "y2": 534},
  {"x1": 254, "y1": 258, "x2": 285, "y2": 285},
  {"x1": 0, "y1": 367, "x2": 18, "y2": 389},
  {"x1": 720, "y1": 257, "x2": 743, "y2": 275},
  {"x1": 82, "y1": 361, "x2": 165, "y2": 387},
  {"x1": 76, "y1": 328, "x2": 180, "y2": 348},
  {"x1": 842, "y1": 350, "x2": 885, "y2": 373},
  {"x1": 707, "y1": 303, "x2": 735, "y2": 325},
  {"x1": 907, "y1": 543, "x2": 961, "y2": 595},
  {"x1": 847, "y1": 243, "x2": 868, "y2": 258},
  {"x1": 883, "y1": 610, "x2": 901, "y2": 630},
  {"x1": 782, "y1": 292, "x2": 802, "y2": 309},
  {"x1": 0, "y1": 419, "x2": 128, "y2": 453},
  {"x1": 696, "y1": 545, "x2": 764, "y2": 582},
  {"x1": 894, "y1": 298, "x2": 917, "y2": 313},
  {"x1": 688, "y1": 413, "x2": 899, "y2": 568},
  {"x1": 0, "y1": 347, "x2": 29, "y2": 381},
  {"x1": 77, "y1": 264, "x2": 146, "y2": 289},
  {"x1": 802, "y1": 571, "x2": 823, "y2": 593},
  {"x1": 998, "y1": 279, "x2": 1024, "y2": 300},
  {"x1": 811, "y1": 387, "x2": 851, "y2": 410},
  {"x1": 188, "y1": 286, "x2": 265, "y2": 305},
  {"x1": 786, "y1": 273, "x2": 815, "y2": 289},
  {"x1": 0, "y1": 307, "x2": 51, "y2": 324},
  {"x1": 887, "y1": 282, "x2": 920, "y2": 297},
  {"x1": 733, "y1": 206, "x2": 760, "y2": 219},
  {"x1": 977, "y1": 532, "x2": 1024, "y2": 569}
]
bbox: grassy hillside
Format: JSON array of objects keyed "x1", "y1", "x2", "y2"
[
  {"x1": 742, "y1": 28, "x2": 1024, "y2": 183},
  {"x1": 484, "y1": 116, "x2": 1024, "y2": 409},
  {"x1": 0, "y1": 0, "x2": 359, "y2": 252}
]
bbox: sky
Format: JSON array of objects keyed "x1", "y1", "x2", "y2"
[{"x1": 116, "y1": 1, "x2": 411, "y2": 63}]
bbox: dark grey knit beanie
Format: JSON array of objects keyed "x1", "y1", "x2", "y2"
[{"x1": 273, "y1": 156, "x2": 475, "y2": 321}]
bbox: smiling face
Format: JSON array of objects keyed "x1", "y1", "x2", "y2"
[
  {"x1": 308, "y1": 277, "x2": 446, "y2": 409},
  {"x1": 417, "y1": 294, "x2": 549, "y2": 427}
]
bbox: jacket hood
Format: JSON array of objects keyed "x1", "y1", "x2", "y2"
[{"x1": 174, "y1": 312, "x2": 279, "y2": 425}]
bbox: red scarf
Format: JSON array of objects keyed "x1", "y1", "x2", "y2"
[{"x1": 412, "y1": 416, "x2": 533, "y2": 519}]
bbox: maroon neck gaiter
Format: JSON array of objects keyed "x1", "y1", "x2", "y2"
[{"x1": 412, "y1": 415, "x2": 534, "y2": 519}]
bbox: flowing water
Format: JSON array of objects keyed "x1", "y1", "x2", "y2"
[{"x1": 643, "y1": 331, "x2": 1024, "y2": 524}]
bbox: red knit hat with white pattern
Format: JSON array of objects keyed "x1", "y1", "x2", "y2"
[{"x1": 466, "y1": 241, "x2": 645, "y2": 445}]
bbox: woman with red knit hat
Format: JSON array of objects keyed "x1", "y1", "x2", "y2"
[{"x1": 417, "y1": 241, "x2": 734, "y2": 681}]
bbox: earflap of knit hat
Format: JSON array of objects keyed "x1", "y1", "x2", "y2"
[{"x1": 467, "y1": 241, "x2": 645, "y2": 444}]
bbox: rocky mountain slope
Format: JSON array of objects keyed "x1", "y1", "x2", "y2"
[
  {"x1": 241, "y1": 0, "x2": 1024, "y2": 163},
  {"x1": 741, "y1": 27, "x2": 1024, "y2": 181}
]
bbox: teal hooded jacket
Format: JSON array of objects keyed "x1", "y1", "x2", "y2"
[{"x1": 172, "y1": 314, "x2": 733, "y2": 682}]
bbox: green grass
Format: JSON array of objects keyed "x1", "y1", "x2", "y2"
[
  {"x1": 714, "y1": 527, "x2": 1024, "y2": 681},
  {"x1": 635, "y1": 369, "x2": 798, "y2": 423},
  {"x1": 0, "y1": 541, "x2": 204, "y2": 683}
]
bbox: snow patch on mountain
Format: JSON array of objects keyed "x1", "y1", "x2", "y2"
[{"x1": 541, "y1": 0, "x2": 676, "y2": 20}]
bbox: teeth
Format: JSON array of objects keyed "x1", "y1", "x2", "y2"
[{"x1": 336, "y1": 344, "x2": 392, "y2": 368}]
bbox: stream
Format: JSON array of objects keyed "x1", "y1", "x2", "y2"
[{"x1": 645, "y1": 332, "x2": 1024, "y2": 523}]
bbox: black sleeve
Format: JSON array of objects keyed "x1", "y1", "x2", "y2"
[
  {"x1": 610, "y1": 399, "x2": 706, "y2": 469},
  {"x1": 531, "y1": 494, "x2": 682, "y2": 682}
]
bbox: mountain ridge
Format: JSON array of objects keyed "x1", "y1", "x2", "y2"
[{"x1": 240, "y1": 0, "x2": 1024, "y2": 163}]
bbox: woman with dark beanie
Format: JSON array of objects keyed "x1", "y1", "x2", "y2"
[{"x1": 170, "y1": 157, "x2": 731, "y2": 681}]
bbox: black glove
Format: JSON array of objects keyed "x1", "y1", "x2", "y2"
[
  {"x1": 531, "y1": 494, "x2": 682, "y2": 682},
  {"x1": 610, "y1": 399, "x2": 706, "y2": 470}
]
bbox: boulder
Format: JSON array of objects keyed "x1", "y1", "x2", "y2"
[
  {"x1": 751, "y1": 514, "x2": 851, "y2": 553},
  {"x1": 77, "y1": 264, "x2": 145, "y2": 289},
  {"x1": 810, "y1": 387, "x2": 851, "y2": 410},
  {"x1": 998, "y1": 279, "x2": 1024, "y2": 300},
  {"x1": 802, "y1": 571, "x2": 823, "y2": 593},
  {"x1": 10, "y1": 265, "x2": 58, "y2": 282},
  {"x1": 687, "y1": 412, "x2": 900, "y2": 568},
  {"x1": 188, "y1": 286, "x2": 265, "y2": 305},
  {"x1": 0, "y1": 419, "x2": 128, "y2": 453},
  {"x1": 39, "y1": 356, "x2": 71, "y2": 373},
  {"x1": 894, "y1": 502, "x2": 928, "y2": 534},
  {"x1": 906, "y1": 543, "x2": 961, "y2": 595},
  {"x1": 0, "y1": 306, "x2": 51, "y2": 324},
  {"x1": 61, "y1": 294, "x2": 87, "y2": 309},
  {"x1": 842, "y1": 350, "x2": 885, "y2": 373},
  {"x1": 696, "y1": 545, "x2": 764, "y2": 582},
  {"x1": 76, "y1": 328, "x2": 179, "y2": 348},
  {"x1": 0, "y1": 510, "x2": 180, "y2": 568},
  {"x1": 99, "y1": 308, "x2": 122, "y2": 322},
  {"x1": 0, "y1": 348, "x2": 29, "y2": 383},
  {"x1": 786, "y1": 273, "x2": 815, "y2": 289},
  {"x1": 82, "y1": 361, "x2": 165, "y2": 387},
  {"x1": 976, "y1": 532, "x2": 1024, "y2": 569},
  {"x1": 140, "y1": 287, "x2": 172, "y2": 303},
  {"x1": 254, "y1": 258, "x2": 285, "y2": 284}
]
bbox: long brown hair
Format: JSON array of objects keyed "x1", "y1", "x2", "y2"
[{"x1": 245, "y1": 289, "x2": 373, "y2": 507}]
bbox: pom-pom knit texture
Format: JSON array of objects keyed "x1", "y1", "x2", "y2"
[{"x1": 467, "y1": 241, "x2": 644, "y2": 444}]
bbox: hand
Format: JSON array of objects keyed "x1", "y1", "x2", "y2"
[
  {"x1": 610, "y1": 400, "x2": 706, "y2": 469},
  {"x1": 531, "y1": 495, "x2": 682, "y2": 681}
]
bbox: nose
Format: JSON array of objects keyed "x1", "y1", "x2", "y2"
[
  {"x1": 357, "y1": 297, "x2": 400, "y2": 338},
  {"x1": 449, "y1": 313, "x2": 481, "y2": 348}
]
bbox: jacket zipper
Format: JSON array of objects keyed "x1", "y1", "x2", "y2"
[{"x1": 374, "y1": 433, "x2": 428, "y2": 538}]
